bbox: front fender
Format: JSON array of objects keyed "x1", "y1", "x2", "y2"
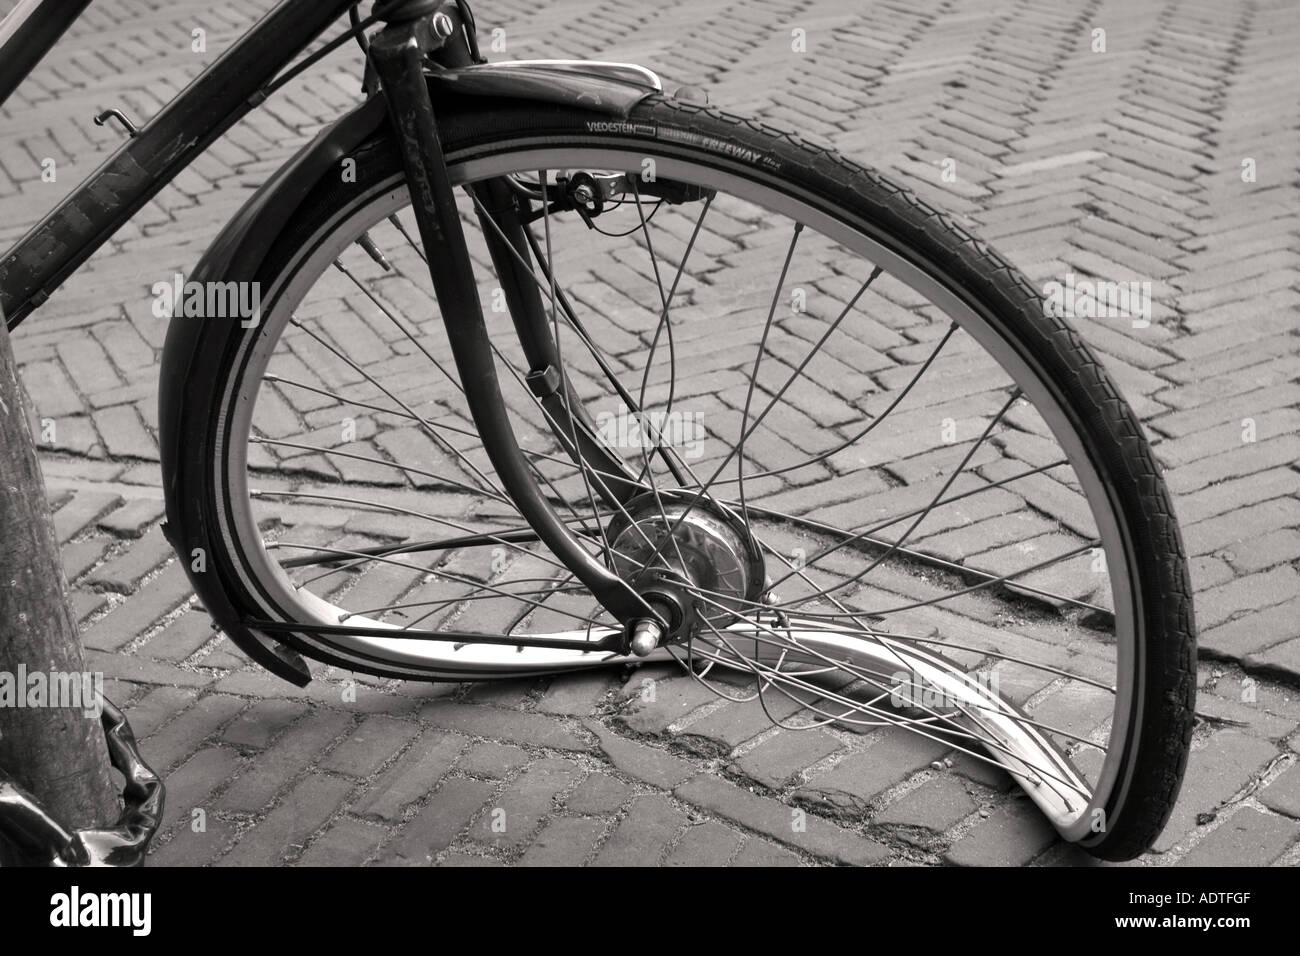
[{"x1": 158, "y1": 61, "x2": 661, "y2": 685}]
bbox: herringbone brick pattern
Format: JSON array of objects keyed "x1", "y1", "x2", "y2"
[{"x1": 3, "y1": 0, "x2": 1298, "y2": 865}]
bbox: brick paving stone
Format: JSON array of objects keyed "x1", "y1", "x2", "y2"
[
  {"x1": 22, "y1": 361, "x2": 82, "y2": 417},
  {"x1": 876, "y1": 775, "x2": 977, "y2": 831},
  {"x1": 1225, "y1": 528, "x2": 1300, "y2": 574},
  {"x1": 665, "y1": 821, "x2": 744, "y2": 866},
  {"x1": 732, "y1": 838, "x2": 804, "y2": 867},
  {"x1": 1191, "y1": 556, "x2": 1237, "y2": 591},
  {"x1": 1166, "y1": 475, "x2": 1298, "y2": 540},
  {"x1": 565, "y1": 772, "x2": 633, "y2": 814},
  {"x1": 616, "y1": 671, "x2": 720, "y2": 735},
  {"x1": 1244, "y1": 639, "x2": 1300, "y2": 688},
  {"x1": 1163, "y1": 339, "x2": 1300, "y2": 387},
  {"x1": 797, "y1": 728, "x2": 952, "y2": 813},
  {"x1": 593, "y1": 795, "x2": 691, "y2": 867},
  {"x1": 218, "y1": 709, "x2": 354, "y2": 812},
  {"x1": 81, "y1": 563, "x2": 194, "y2": 651},
  {"x1": 45, "y1": 415, "x2": 102, "y2": 456},
  {"x1": 212, "y1": 669, "x2": 317, "y2": 699},
  {"x1": 123, "y1": 685, "x2": 199, "y2": 739},
  {"x1": 54, "y1": 491, "x2": 121, "y2": 543},
  {"x1": 70, "y1": 590, "x2": 107, "y2": 624},
  {"x1": 297, "y1": 819, "x2": 388, "y2": 867},
  {"x1": 462, "y1": 677, "x2": 545, "y2": 708},
  {"x1": 536, "y1": 671, "x2": 614, "y2": 716},
  {"x1": 1195, "y1": 566, "x2": 1300, "y2": 631},
  {"x1": 57, "y1": 337, "x2": 121, "y2": 395},
  {"x1": 585, "y1": 720, "x2": 697, "y2": 789},
  {"x1": 679, "y1": 690, "x2": 807, "y2": 752},
  {"x1": 353, "y1": 731, "x2": 467, "y2": 821},
  {"x1": 146, "y1": 609, "x2": 215, "y2": 663},
  {"x1": 84, "y1": 527, "x2": 171, "y2": 592},
  {"x1": 1200, "y1": 597, "x2": 1300, "y2": 660},
  {"x1": 1258, "y1": 763, "x2": 1300, "y2": 819},
  {"x1": 519, "y1": 817, "x2": 606, "y2": 866},
  {"x1": 419, "y1": 702, "x2": 590, "y2": 751},
  {"x1": 456, "y1": 741, "x2": 530, "y2": 779},
  {"x1": 1152, "y1": 731, "x2": 1280, "y2": 853},
  {"x1": 676, "y1": 775, "x2": 891, "y2": 866},
  {"x1": 1155, "y1": 409, "x2": 1300, "y2": 471},
  {"x1": 379, "y1": 777, "x2": 495, "y2": 866},
  {"x1": 96, "y1": 498, "x2": 165, "y2": 537},
  {"x1": 203, "y1": 641, "x2": 249, "y2": 672},
  {"x1": 1026, "y1": 682, "x2": 1114, "y2": 743},
  {"x1": 140, "y1": 693, "x2": 246, "y2": 773},
  {"x1": 148, "y1": 819, "x2": 238, "y2": 867},
  {"x1": 318, "y1": 714, "x2": 422, "y2": 777},
  {"x1": 84, "y1": 649, "x2": 212, "y2": 689},
  {"x1": 734, "y1": 728, "x2": 844, "y2": 790},
  {"x1": 60, "y1": 538, "x2": 111, "y2": 580},
  {"x1": 469, "y1": 758, "x2": 583, "y2": 849},
  {"x1": 161, "y1": 747, "x2": 241, "y2": 831},
  {"x1": 222, "y1": 699, "x2": 308, "y2": 749},
  {"x1": 944, "y1": 798, "x2": 1056, "y2": 866},
  {"x1": 1166, "y1": 437, "x2": 1300, "y2": 497},
  {"x1": 101, "y1": 679, "x2": 138, "y2": 711},
  {"x1": 283, "y1": 679, "x2": 425, "y2": 717},
  {"x1": 218, "y1": 773, "x2": 354, "y2": 867},
  {"x1": 1193, "y1": 693, "x2": 1297, "y2": 741},
  {"x1": 1178, "y1": 808, "x2": 1300, "y2": 867}
]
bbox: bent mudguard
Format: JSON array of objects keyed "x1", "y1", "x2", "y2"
[{"x1": 157, "y1": 61, "x2": 661, "y2": 686}]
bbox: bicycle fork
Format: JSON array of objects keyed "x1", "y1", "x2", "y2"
[{"x1": 367, "y1": 6, "x2": 658, "y2": 651}]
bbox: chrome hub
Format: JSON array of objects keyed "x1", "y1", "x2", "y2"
[{"x1": 606, "y1": 494, "x2": 766, "y2": 640}]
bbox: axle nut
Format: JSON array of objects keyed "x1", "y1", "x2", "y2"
[{"x1": 629, "y1": 618, "x2": 662, "y2": 657}]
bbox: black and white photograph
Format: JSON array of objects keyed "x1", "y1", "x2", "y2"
[{"x1": 0, "y1": 0, "x2": 1292, "y2": 923}]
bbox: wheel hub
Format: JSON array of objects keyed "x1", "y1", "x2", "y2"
[{"x1": 606, "y1": 493, "x2": 766, "y2": 639}]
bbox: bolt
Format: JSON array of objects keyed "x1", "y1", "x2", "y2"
[
  {"x1": 431, "y1": 12, "x2": 454, "y2": 39},
  {"x1": 574, "y1": 183, "x2": 595, "y2": 205},
  {"x1": 629, "y1": 617, "x2": 662, "y2": 657}
]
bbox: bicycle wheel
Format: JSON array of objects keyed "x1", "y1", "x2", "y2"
[{"x1": 169, "y1": 94, "x2": 1195, "y2": 859}]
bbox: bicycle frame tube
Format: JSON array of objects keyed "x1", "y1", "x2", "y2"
[
  {"x1": 0, "y1": 0, "x2": 95, "y2": 107},
  {"x1": 0, "y1": 0, "x2": 357, "y2": 328},
  {"x1": 469, "y1": 176, "x2": 644, "y2": 505},
  {"x1": 366, "y1": 14, "x2": 651, "y2": 633}
]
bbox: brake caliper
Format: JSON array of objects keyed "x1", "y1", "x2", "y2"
[{"x1": 547, "y1": 170, "x2": 714, "y2": 228}]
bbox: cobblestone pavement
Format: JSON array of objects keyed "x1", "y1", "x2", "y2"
[{"x1": 3, "y1": 0, "x2": 1299, "y2": 866}]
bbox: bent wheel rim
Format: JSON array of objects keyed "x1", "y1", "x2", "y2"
[{"x1": 213, "y1": 146, "x2": 1141, "y2": 841}]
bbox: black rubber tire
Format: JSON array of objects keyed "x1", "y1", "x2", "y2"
[{"x1": 178, "y1": 94, "x2": 1196, "y2": 860}]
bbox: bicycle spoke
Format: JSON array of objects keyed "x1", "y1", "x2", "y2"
[
  {"x1": 331, "y1": 257, "x2": 462, "y2": 393},
  {"x1": 767, "y1": 387, "x2": 1024, "y2": 599},
  {"x1": 682, "y1": 610, "x2": 1091, "y2": 802},
  {"x1": 467, "y1": 187, "x2": 692, "y2": 483},
  {"x1": 286, "y1": 316, "x2": 501, "y2": 498},
  {"x1": 271, "y1": 541, "x2": 604, "y2": 629},
  {"x1": 255, "y1": 488, "x2": 575, "y2": 584},
  {"x1": 741, "y1": 320, "x2": 957, "y2": 482},
  {"x1": 226, "y1": 145, "x2": 1161, "y2": 841},
  {"x1": 250, "y1": 435, "x2": 504, "y2": 502}
]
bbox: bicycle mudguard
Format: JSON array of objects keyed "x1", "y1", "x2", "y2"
[{"x1": 158, "y1": 61, "x2": 661, "y2": 686}]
